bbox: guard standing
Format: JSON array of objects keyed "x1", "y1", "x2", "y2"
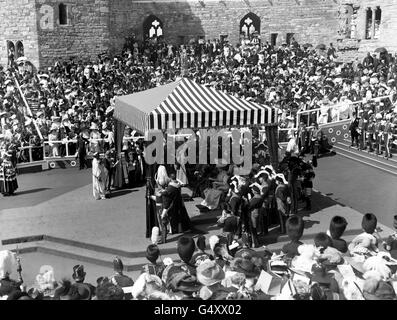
[
  {"x1": 366, "y1": 115, "x2": 376, "y2": 152},
  {"x1": 374, "y1": 114, "x2": 384, "y2": 155},
  {"x1": 383, "y1": 115, "x2": 393, "y2": 159}
]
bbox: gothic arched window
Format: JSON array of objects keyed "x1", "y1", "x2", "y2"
[
  {"x1": 240, "y1": 12, "x2": 260, "y2": 39},
  {"x1": 365, "y1": 8, "x2": 372, "y2": 39},
  {"x1": 143, "y1": 15, "x2": 163, "y2": 40},
  {"x1": 374, "y1": 7, "x2": 382, "y2": 39},
  {"x1": 59, "y1": 3, "x2": 68, "y2": 25},
  {"x1": 7, "y1": 41, "x2": 15, "y2": 67},
  {"x1": 15, "y1": 41, "x2": 24, "y2": 58}
]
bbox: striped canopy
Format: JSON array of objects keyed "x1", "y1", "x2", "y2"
[{"x1": 113, "y1": 78, "x2": 277, "y2": 133}]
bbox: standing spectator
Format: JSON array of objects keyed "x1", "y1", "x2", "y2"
[
  {"x1": 349, "y1": 113, "x2": 360, "y2": 147},
  {"x1": 92, "y1": 152, "x2": 106, "y2": 200},
  {"x1": 71, "y1": 265, "x2": 96, "y2": 300},
  {"x1": 274, "y1": 173, "x2": 290, "y2": 234},
  {"x1": 76, "y1": 133, "x2": 89, "y2": 170},
  {"x1": 109, "y1": 257, "x2": 134, "y2": 299},
  {"x1": 89, "y1": 122, "x2": 101, "y2": 154},
  {"x1": 103, "y1": 150, "x2": 117, "y2": 194}
]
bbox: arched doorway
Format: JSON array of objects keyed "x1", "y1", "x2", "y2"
[
  {"x1": 7, "y1": 41, "x2": 15, "y2": 67},
  {"x1": 240, "y1": 12, "x2": 260, "y2": 39},
  {"x1": 143, "y1": 15, "x2": 163, "y2": 40},
  {"x1": 16, "y1": 41, "x2": 24, "y2": 59}
]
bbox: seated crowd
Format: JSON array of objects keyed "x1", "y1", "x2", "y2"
[
  {"x1": 1, "y1": 36, "x2": 397, "y2": 163},
  {"x1": 1, "y1": 212, "x2": 397, "y2": 300}
]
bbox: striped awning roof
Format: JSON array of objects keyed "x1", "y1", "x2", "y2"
[{"x1": 114, "y1": 78, "x2": 277, "y2": 133}]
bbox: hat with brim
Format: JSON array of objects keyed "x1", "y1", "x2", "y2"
[
  {"x1": 363, "y1": 281, "x2": 396, "y2": 300},
  {"x1": 72, "y1": 265, "x2": 86, "y2": 282},
  {"x1": 169, "y1": 272, "x2": 202, "y2": 292},
  {"x1": 196, "y1": 260, "x2": 225, "y2": 286},
  {"x1": 90, "y1": 123, "x2": 99, "y2": 130},
  {"x1": 230, "y1": 258, "x2": 261, "y2": 278}
]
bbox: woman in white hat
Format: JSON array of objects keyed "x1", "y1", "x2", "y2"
[
  {"x1": 92, "y1": 152, "x2": 107, "y2": 200},
  {"x1": 89, "y1": 122, "x2": 101, "y2": 154},
  {"x1": 48, "y1": 124, "x2": 59, "y2": 157}
]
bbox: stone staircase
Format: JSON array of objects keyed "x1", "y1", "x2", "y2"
[
  {"x1": 25, "y1": 96, "x2": 40, "y2": 114},
  {"x1": 333, "y1": 138, "x2": 397, "y2": 176}
]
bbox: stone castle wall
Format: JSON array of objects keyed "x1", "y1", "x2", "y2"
[
  {"x1": 108, "y1": 0, "x2": 340, "y2": 54},
  {"x1": 34, "y1": 0, "x2": 110, "y2": 68},
  {"x1": 0, "y1": 0, "x2": 40, "y2": 68},
  {"x1": 2, "y1": 0, "x2": 397, "y2": 69}
]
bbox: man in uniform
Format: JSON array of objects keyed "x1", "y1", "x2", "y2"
[
  {"x1": 297, "y1": 122, "x2": 309, "y2": 156},
  {"x1": 310, "y1": 123, "x2": 322, "y2": 157},
  {"x1": 76, "y1": 132, "x2": 89, "y2": 170},
  {"x1": 349, "y1": 112, "x2": 360, "y2": 147},
  {"x1": 275, "y1": 174, "x2": 291, "y2": 235},
  {"x1": 357, "y1": 111, "x2": 367, "y2": 150},
  {"x1": 110, "y1": 257, "x2": 134, "y2": 299},
  {"x1": 383, "y1": 114, "x2": 393, "y2": 159},
  {"x1": 366, "y1": 115, "x2": 376, "y2": 152},
  {"x1": 374, "y1": 114, "x2": 384, "y2": 155},
  {"x1": 247, "y1": 184, "x2": 264, "y2": 248}
]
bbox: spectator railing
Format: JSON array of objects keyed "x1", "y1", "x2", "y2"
[
  {"x1": 296, "y1": 94, "x2": 393, "y2": 128},
  {"x1": 16, "y1": 145, "x2": 45, "y2": 164},
  {"x1": 42, "y1": 136, "x2": 144, "y2": 159}
]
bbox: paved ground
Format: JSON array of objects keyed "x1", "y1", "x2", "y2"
[
  {"x1": 1, "y1": 156, "x2": 396, "y2": 287},
  {"x1": 314, "y1": 153, "x2": 397, "y2": 228}
]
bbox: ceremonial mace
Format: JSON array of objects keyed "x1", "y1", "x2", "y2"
[{"x1": 15, "y1": 245, "x2": 23, "y2": 285}]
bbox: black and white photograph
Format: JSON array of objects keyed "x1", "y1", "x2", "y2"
[{"x1": 1, "y1": 0, "x2": 397, "y2": 307}]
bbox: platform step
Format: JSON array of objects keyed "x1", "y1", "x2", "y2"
[{"x1": 1, "y1": 240, "x2": 181, "y2": 272}]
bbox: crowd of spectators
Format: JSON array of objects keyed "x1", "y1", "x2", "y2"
[
  {"x1": 1, "y1": 35, "x2": 397, "y2": 164},
  {"x1": 1, "y1": 211, "x2": 397, "y2": 300}
]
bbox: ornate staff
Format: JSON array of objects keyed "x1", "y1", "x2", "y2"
[{"x1": 15, "y1": 245, "x2": 23, "y2": 285}]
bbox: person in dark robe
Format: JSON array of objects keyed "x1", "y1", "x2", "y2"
[
  {"x1": 76, "y1": 133, "x2": 89, "y2": 170},
  {"x1": 275, "y1": 174, "x2": 291, "y2": 235},
  {"x1": 161, "y1": 173, "x2": 191, "y2": 234},
  {"x1": 0, "y1": 151, "x2": 18, "y2": 196},
  {"x1": 109, "y1": 257, "x2": 134, "y2": 300},
  {"x1": 145, "y1": 168, "x2": 157, "y2": 238}
]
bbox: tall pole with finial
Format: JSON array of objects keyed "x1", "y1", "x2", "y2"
[{"x1": 15, "y1": 245, "x2": 23, "y2": 285}]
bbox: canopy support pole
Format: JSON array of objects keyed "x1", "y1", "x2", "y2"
[
  {"x1": 265, "y1": 124, "x2": 279, "y2": 170},
  {"x1": 114, "y1": 119, "x2": 125, "y2": 189}
]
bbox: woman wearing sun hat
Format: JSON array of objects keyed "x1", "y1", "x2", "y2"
[{"x1": 92, "y1": 152, "x2": 106, "y2": 200}]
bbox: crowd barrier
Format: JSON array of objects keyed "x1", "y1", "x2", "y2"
[{"x1": 295, "y1": 94, "x2": 393, "y2": 128}]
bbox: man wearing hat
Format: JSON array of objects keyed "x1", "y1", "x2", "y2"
[
  {"x1": 177, "y1": 236, "x2": 197, "y2": 275},
  {"x1": 71, "y1": 265, "x2": 95, "y2": 300},
  {"x1": 110, "y1": 257, "x2": 134, "y2": 299},
  {"x1": 247, "y1": 183, "x2": 264, "y2": 248},
  {"x1": 366, "y1": 115, "x2": 376, "y2": 152},
  {"x1": 0, "y1": 150, "x2": 18, "y2": 196},
  {"x1": 383, "y1": 114, "x2": 393, "y2": 158},
  {"x1": 374, "y1": 114, "x2": 384, "y2": 155},
  {"x1": 383, "y1": 215, "x2": 397, "y2": 260},
  {"x1": 89, "y1": 122, "x2": 101, "y2": 154},
  {"x1": 76, "y1": 132, "x2": 89, "y2": 170},
  {"x1": 275, "y1": 174, "x2": 291, "y2": 234},
  {"x1": 143, "y1": 244, "x2": 165, "y2": 277}
]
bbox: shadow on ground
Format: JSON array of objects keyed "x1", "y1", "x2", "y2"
[{"x1": 188, "y1": 190, "x2": 348, "y2": 248}]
